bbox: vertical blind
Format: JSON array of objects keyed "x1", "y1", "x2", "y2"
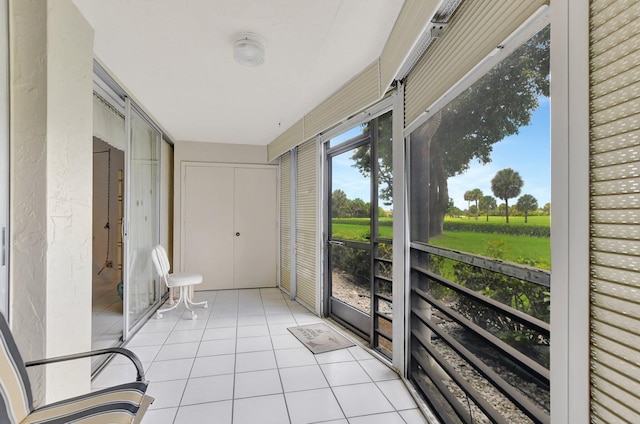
[
  {"x1": 590, "y1": 0, "x2": 640, "y2": 422},
  {"x1": 280, "y1": 152, "x2": 292, "y2": 293},
  {"x1": 295, "y1": 139, "x2": 318, "y2": 309}
]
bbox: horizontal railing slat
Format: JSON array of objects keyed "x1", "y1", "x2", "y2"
[
  {"x1": 413, "y1": 287, "x2": 550, "y2": 383},
  {"x1": 411, "y1": 242, "x2": 551, "y2": 287}
]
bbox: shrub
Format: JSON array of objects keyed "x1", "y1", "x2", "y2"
[{"x1": 443, "y1": 220, "x2": 550, "y2": 237}]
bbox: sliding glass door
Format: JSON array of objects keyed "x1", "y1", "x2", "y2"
[{"x1": 124, "y1": 100, "x2": 162, "y2": 338}]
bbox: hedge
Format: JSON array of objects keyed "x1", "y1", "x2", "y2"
[
  {"x1": 332, "y1": 218, "x2": 549, "y2": 237},
  {"x1": 332, "y1": 218, "x2": 393, "y2": 227},
  {"x1": 443, "y1": 221, "x2": 550, "y2": 237}
]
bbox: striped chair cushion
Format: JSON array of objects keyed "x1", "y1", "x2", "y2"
[
  {"x1": 21, "y1": 381, "x2": 149, "y2": 424},
  {"x1": 0, "y1": 313, "x2": 33, "y2": 424}
]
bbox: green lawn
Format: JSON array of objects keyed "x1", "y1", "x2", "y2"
[
  {"x1": 332, "y1": 216, "x2": 550, "y2": 270},
  {"x1": 429, "y1": 231, "x2": 550, "y2": 270},
  {"x1": 332, "y1": 220, "x2": 393, "y2": 240}
]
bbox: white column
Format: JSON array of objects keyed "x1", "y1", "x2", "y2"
[{"x1": 10, "y1": 0, "x2": 94, "y2": 404}]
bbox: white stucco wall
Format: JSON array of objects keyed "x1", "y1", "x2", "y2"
[{"x1": 10, "y1": 0, "x2": 94, "y2": 403}]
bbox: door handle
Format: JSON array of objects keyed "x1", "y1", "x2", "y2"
[
  {"x1": 236, "y1": 232, "x2": 240, "y2": 236},
  {"x1": 328, "y1": 240, "x2": 345, "y2": 246}
]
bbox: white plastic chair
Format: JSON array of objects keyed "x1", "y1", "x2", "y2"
[{"x1": 151, "y1": 244, "x2": 208, "y2": 320}]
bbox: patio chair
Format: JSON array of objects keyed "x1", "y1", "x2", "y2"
[
  {"x1": 0, "y1": 312, "x2": 153, "y2": 424},
  {"x1": 151, "y1": 244, "x2": 208, "y2": 320}
]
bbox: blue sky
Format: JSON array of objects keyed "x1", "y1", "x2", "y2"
[
  {"x1": 448, "y1": 97, "x2": 550, "y2": 209},
  {"x1": 330, "y1": 97, "x2": 551, "y2": 211}
]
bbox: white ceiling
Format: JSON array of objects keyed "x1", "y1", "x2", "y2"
[{"x1": 73, "y1": 0, "x2": 405, "y2": 145}]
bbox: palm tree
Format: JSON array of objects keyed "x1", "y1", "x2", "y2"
[
  {"x1": 463, "y1": 190, "x2": 473, "y2": 219},
  {"x1": 491, "y1": 168, "x2": 523, "y2": 223},
  {"x1": 479, "y1": 195, "x2": 497, "y2": 221},
  {"x1": 469, "y1": 188, "x2": 483, "y2": 220},
  {"x1": 516, "y1": 194, "x2": 538, "y2": 223}
]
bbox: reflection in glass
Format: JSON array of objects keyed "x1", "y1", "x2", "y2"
[{"x1": 127, "y1": 108, "x2": 160, "y2": 329}]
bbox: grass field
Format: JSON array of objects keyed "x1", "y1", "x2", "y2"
[
  {"x1": 429, "y1": 231, "x2": 550, "y2": 270},
  {"x1": 332, "y1": 221, "x2": 392, "y2": 240},
  {"x1": 332, "y1": 215, "x2": 550, "y2": 270}
]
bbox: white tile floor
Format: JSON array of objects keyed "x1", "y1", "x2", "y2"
[{"x1": 92, "y1": 288, "x2": 429, "y2": 424}]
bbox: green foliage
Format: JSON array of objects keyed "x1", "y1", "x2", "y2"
[
  {"x1": 350, "y1": 111, "x2": 394, "y2": 203},
  {"x1": 516, "y1": 194, "x2": 539, "y2": 223},
  {"x1": 427, "y1": 238, "x2": 550, "y2": 367},
  {"x1": 412, "y1": 27, "x2": 550, "y2": 236},
  {"x1": 442, "y1": 220, "x2": 550, "y2": 237},
  {"x1": 331, "y1": 246, "x2": 370, "y2": 286},
  {"x1": 479, "y1": 195, "x2": 497, "y2": 221},
  {"x1": 491, "y1": 168, "x2": 524, "y2": 223},
  {"x1": 331, "y1": 190, "x2": 371, "y2": 218}
]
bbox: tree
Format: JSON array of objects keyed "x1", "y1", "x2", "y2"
[
  {"x1": 469, "y1": 188, "x2": 483, "y2": 220},
  {"x1": 491, "y1": 168, "x2": 524, "y2": 223},
  {"x1": 463, "y1": 190, "x2": 474, "y2": 219},
  {"x1": 516, "y1": 194, "x2": 538, "y2": 223},
  {"x1": 352, "y1": 27, "x2": 549, "y2": 237},
  {"x1": 350, "y1": 198, "x2": 368, "y2": 218},
  {"x1": 332, "y1": 190, "x2": 349, "y2": 218},
  {"x1": 542, "y1": 202, "x2": 551, "y2": 215},
  {"x1": 350, "y1": 112, "x2": 394, "y2": 204},
  {"x1": 479, "y1": 195, "x2": 497, "y2": 221}
]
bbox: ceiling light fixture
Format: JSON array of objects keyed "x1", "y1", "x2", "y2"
[{"x1": 233, "y1": 32, "x2": 265, "y2": 66}]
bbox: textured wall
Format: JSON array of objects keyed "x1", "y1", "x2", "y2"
[{"x1": 10, "y1": 0, "x2": 94, "y2": 404}]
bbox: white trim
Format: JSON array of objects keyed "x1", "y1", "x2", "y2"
[
  {"x1": 392, "y1": 81, "x2": 407, "y2": 374},
  {"x1": 319, "y1": 95, "x2": 395, "y2": 145},
  {"x1": 0, "y1": 0, "x2": 7, "y2": 318},
  {"x1": 314, "y1": 138, "x2": 323, "y2": 315},
  {"x1": 290, "y1": 149, "x2": 298, "y2": 300},
  {"x1": 549, "y1": 0, "x2": 590, "y2": 422}
]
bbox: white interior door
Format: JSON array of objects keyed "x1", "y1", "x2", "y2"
[
  {"x1": 183, "y1": 165, "x2": 234, "y2": 290},
  {"x1": 234, "y1": 167, "x2": 277, "y2": 288}
]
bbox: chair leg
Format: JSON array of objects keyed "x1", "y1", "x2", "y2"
[
  {"x1": 156, "y1": 287, "x2": 185, "y2": 319},
  {"x1": 156, "y1": 286, "x2": 206, "y2": 320},
  {"x1": 185, "y1": 290, "x2": 208, "y2": 310}
]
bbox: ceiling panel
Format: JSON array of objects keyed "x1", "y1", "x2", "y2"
[{"x1": 73, "y1": 0, "x2": 404, "y2": 145}]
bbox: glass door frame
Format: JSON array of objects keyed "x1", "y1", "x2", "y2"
[
  {"x1": 326, "y1": 133, "x2": 374, "y2": 339},
  {"x1": 321, "y1": 99, "x2": 394, "y2": 346},
  {"x1": 0, "y1": 0, "x2": 8, "y2": 317},
  {"x1": 123, "y1": 98, "x2": 164, "y2": 340}
]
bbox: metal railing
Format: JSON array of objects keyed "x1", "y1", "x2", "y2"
[{"x1": 409, "y1": 242, "x2": 550, "y2": 424}]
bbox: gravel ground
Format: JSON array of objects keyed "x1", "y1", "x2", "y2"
[
  {"x1": 426, "y1": 314, "x2": 550, "y2": 423},
  {"x1": 331, "y1": 272, "x2": 549, "y2": 422}
]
